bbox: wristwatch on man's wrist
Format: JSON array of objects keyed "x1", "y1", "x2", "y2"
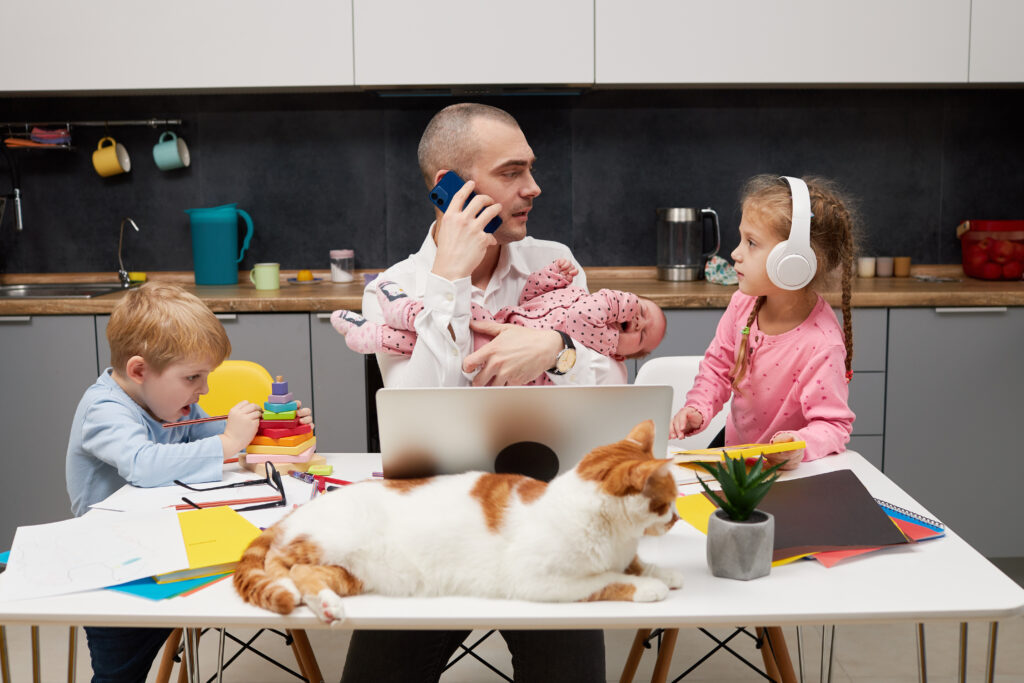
[{"x1": 549, "y1": 330, "x2": 577, "y2": 375}]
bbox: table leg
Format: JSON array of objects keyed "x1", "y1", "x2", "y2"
[
  {"x1": 985, "y1": 622, "x2": 998, "y2": 683},
  {"x1": 650, "y1": 628, "x2": 678, "y2": 683},
  {"x1": 182, "y1": 628, "x2": 200, "y2": 683},
  {"x1": 216, "y1": 628, "x2": 225, "y2": 683},
  {"x1": 619, "y1": 629, "x2": 651, "y2": 683},
  {"x1": 916, "y1": 623, "x2": 927, "y2": 683},
  {"x1": 819, "y1": 625, "x2": 835, "y2": 683}
]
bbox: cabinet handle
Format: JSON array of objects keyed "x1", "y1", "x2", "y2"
[
  {"x1": 316, "y1": 313, "x2": 334, "y2": 320},
  {"x1": 214, "y1": 313, "x2": 238, "y2": 321},
  {"x1": 934, "y1": 307, "x2": 1008, "y2": 314},
  {"x1": 0, "y1": 316, "x2": 31, "y2": 322}
]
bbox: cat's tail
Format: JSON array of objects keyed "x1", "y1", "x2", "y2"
[{"x1": 233, "y1": 526, "x2": 298, "y2": 614}]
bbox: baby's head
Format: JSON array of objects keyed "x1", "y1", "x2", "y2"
[
  {"x1": 107, "y1": 283, "x2": 231, "y2": 421},
  {"x1": 615, "y1": 297, "x2": 666, "y2": 359}
]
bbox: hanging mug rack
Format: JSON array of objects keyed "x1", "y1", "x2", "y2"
[{"x1": 1, "y1": 118, "x2": 184, "y2": 151}]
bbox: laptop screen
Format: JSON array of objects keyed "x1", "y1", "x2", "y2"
[{"x1": 376, "y1": 385, "x2": 672, "y2": 481}]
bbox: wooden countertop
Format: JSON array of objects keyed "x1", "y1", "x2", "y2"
[{"x1": 1, "y1": 266, "x2": 1021, "y2": 315}]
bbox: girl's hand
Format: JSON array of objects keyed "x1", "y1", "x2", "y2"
[
  {"x1": 553, "y1": 258, "x2": 579, "y2": 280},
  {"x1": 767, "y1": 431, "x2": 804, "y2": 470},
  {"x1": 221, "y1": 400, "x2": 261, "y2": 459},
  {"x1": 670, "y1": 406, "x2": 704, "y2": 439},
  {"x1": 295, "y1": 400, "x2": 314, "y2": 429}
]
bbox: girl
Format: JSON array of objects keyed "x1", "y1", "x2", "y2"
[{"x1": 670, "y1": 175, "x2": 857, "y2": 469}]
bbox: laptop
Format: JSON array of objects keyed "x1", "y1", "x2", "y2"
[{"x1": 376, "y1": 385, "x2": 672, "y2": 481}]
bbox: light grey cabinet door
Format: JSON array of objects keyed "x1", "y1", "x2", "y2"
[
  {"x1": 310, "y1": 313, "x2": 368, "y2": 452},
  {"x1": 97, "y1": 312, "x2": 313, "y2": 417},
  {"x1": 0, "y1": 315, "x2": 98, "y2": 547},
  {"x1": 885, "y1": 307, "x2": 1024, "y2": 557}
]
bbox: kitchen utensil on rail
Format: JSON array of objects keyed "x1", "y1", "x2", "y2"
[
  {"x1": 185, "y1": 203, "x2": 254, "y2": 285},
  {"x1": 656, "y1": 207, "x2": 720, "y2": 281}
]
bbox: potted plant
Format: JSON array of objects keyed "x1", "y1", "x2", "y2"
[{"x1": 695, "y1": 454, "x2": 784, "y2": 580}]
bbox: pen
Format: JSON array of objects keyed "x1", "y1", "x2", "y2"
[
  {"x1": 162, "y1": 415, "x2": 228, "y2": 429},
  {"x1": 287, "y1": 470, "x2": 316, "y2": 484}
]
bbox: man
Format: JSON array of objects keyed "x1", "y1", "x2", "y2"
[
  {"x1": 361, "y1": 102, "x2": 627, "y2": 388},
  {"x1": 341, "y1": 103, "x2": 614, "y2": 682}
]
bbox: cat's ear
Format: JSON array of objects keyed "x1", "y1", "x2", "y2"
[
  {"x1": 626, "y1": 459, "x2": 672, "y2": 494},
  {"x1": 624, "y1": 420, "x2": 655, "y2": 453}
]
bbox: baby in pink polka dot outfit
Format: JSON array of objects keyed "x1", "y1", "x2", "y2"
[{"x1": 332, "y1": 259, "x2": 666, "y2": 384}]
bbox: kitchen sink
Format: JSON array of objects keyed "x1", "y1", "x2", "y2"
[{"x1": 0, "y1": 282, "x2": 132, "y2": 298}]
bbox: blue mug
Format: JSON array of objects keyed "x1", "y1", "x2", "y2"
[
  {"x1": 153, "y1": 132, "x2": 190, "y2": 171},
  {"x1": 186, "y1": 204, "x2": 254, "y2": 285}
]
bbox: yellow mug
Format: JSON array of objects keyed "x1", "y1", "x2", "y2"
[
  {"x1": 250, "y1": 262, "x2": 280, "y2": 290},
  {"x1": 92, "y1": 137, "x2": 131, "y2": 177}
]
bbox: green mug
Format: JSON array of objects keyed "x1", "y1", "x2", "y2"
[{"x1": 250, "y1": 262, "x2": 280, "y2": 290}]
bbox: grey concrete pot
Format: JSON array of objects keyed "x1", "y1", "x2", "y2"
[{"x1": 706, "y1": 509, "x2": 774, "y2": 580}]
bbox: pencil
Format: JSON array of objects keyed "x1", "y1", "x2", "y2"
[
  {"x1": 173, "y1": 494, "x2": 279, "y2": 510},
  {"x1": 162, "y1": 415, "x2": 229, "y2": 429}
]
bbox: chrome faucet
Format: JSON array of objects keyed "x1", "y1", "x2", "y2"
[
  {"x1": 118, "y1": 217, "x2": 140, "y2": 287},
  {"x1": 0, "y1": 143, "x2": 23, "y2": 232}
]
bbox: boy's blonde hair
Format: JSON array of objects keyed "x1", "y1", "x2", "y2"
[{"x1": 107, "y1": 282, "x2": 231, "y2": 374}]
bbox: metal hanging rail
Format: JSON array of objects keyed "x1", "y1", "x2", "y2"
[{"x1": 1, "y1": 118, "x2": 182, "y2": 129}]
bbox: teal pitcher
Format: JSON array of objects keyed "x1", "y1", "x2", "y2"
[{"x1": 185, "y1": 204, "x2": 254, "y2": 285}]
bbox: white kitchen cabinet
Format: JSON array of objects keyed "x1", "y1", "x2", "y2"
[
  {"x1": 884, "y1": 307, "x2": 1024, "y2": 557},
  {"x1": 310, "y1": 313, "x2": 368, "y2": 452},
  {"x1": 352, "y1": 0, "x2": 593, "y2": 86},
  {"x1": 969, "y1": 0, "x2": 1024, "y2": 82},
  {"x1": 0, "y1": 0, "x2": 353, "y2": 92},
  {"x1": 0, "y1": 315, "x2": 98, "y2": 548},
  {"x1": 596, "y1": 0, "x2": 970, "y2": 85}
]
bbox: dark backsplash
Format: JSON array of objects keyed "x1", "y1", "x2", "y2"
[{"x1": 1, "y1": 88, "x2": 1022, "y2": 274}]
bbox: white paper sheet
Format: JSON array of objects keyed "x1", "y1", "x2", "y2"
[{"x1": 0, "y1": 510, "x2": 188, "y2": 601}]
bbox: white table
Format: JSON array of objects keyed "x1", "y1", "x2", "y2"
[{"x1": 1, "y1": 451, "x2": 1021, "y2": 681}]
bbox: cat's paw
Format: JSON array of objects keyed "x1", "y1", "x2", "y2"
[
  {"x1": 307, "y1": 589, "x2": 347, "y2": 625},
  {"x1": 630, "y1": 576, "x2": 670, "y2": 602},
  {"x1": 650, "y1": 566, "x2": 685, "y2": 589}
]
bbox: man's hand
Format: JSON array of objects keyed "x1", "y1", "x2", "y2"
[
  {"x1": 431, "y1": 177, "x2": 501, "y2": 282},
  {"x1": 670, "y1": 406, "x2": 704, "y2": 440},
  {"x1": 463, "y1": 321, "x2": 562, "y2": 386},
  {"x1": 220, "y1": 400, "x2": 261, "y2": 460}
]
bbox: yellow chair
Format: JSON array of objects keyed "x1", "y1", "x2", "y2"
[
  {"x1": 198, "y1": 359, "x2": 274, "y2": 417},
  {"x1": 158, "y1": 360, "x2": 322, "y2": 683}
]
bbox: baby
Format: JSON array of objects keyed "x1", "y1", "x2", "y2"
[{"x1": 332, "y1": 259, "x2": 666, "y2": 382}]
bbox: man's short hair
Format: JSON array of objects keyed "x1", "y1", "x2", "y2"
[
  {"x1": 417, "y1": 103, "x2": 520, "y2": 187},
  {"x1": 107, "y1": 282, "x2": 231, "y2": 374}
]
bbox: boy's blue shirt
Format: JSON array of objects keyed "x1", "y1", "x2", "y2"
[{"x1": 66, "y1": 369, "x2": 226, "y2": 517}]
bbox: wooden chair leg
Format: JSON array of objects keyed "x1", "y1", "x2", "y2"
[
  {"x1": 288, "y1": 629, "x2": 323, "y2": 683},
  {"x1": 650, "y1": 628, "x2": 679, "y2": 683},
  {"x1": 0, "y1": 625, "x2": 11, "y2": 683},
  {"x1": 31, "y1": 625, "x2": 40, "y2": 683},
  {"x1": 619, "y1": 628, "x2": 651, "y2": 683},
  {"x1": 757, "y1": 626, "x2": 796, "y2": 683},
  {"x1": 155, "y1": 628, "x2": 183, "y2": 683},
  {"x1": 67, "y1": 626, "x2": 77, "y2": 683}
]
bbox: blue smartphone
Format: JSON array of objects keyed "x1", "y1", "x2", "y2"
[{"x1": 427, "y1": 170, "x2": 502, "y2": 234}]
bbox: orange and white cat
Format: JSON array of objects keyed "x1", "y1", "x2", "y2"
[{"x1": 234, "y1": 420, "x2": 683, "y2": 624}]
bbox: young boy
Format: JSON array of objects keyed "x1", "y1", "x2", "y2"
[{"x1": 65, "y1": 282, "x2": 307, "y2": 681}]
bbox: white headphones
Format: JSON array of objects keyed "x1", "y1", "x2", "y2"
[{"x1": 766, "y1": 176, "x2": 817, "y2": 290}]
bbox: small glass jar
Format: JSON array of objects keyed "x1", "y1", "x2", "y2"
[{"x1": 330, "y1": 249, "x2": 354, "y2": 283}]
